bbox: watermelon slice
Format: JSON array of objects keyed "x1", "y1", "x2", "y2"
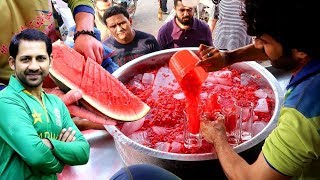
[{"x1": 49, "y1": 40, "x2": 150, "y2": 121}]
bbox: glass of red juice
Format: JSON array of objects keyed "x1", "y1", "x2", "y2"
[
  {"x1": 221, "y1": 100, "x2": 241, "y2": 147},
  {"x1": 183, "y1": 105, "x2": 203, "y2": 149}
]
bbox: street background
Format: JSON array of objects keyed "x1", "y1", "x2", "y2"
[{"x1": 132, "y1": 0, "x2": 174, "y2": 37}]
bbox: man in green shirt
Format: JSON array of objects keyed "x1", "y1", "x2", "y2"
[{"x1": 0, "y1": 29, "x2": 90, "y2": 179}]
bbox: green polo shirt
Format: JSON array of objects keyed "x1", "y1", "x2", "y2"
[
  {"x1": 262, "y1": 60, "x2": 320, "y2": 179},
  {"x1": 0, "y1": 76, "x2": 90, "y2": 179}
]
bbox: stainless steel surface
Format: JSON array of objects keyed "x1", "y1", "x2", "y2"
[{"x1": 104, "y1": 48, "x2": 287, "y2": 179}]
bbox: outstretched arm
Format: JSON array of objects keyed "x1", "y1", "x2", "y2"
[
  {"x1": 197, "y1": 43, "x2": 268, "y2": 72},
  {"x1": 66, "y1": 0, "x2": 103, "y2": 64},
  {"x1": 200, "y1": 117, "x2": 290, "y2": 180}
]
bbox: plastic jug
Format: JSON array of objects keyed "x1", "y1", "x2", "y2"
[{"x1": 169, "y1": 49, "x2": 208, "y2": 86}]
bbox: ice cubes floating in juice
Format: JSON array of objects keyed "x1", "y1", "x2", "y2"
[{"x1": 120, "y1": 64, "x2": 273, "y2": 154}]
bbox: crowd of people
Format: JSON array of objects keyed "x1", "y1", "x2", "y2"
[{"x1": 0, "y1": 0, "x2": 319, "y2": 179}]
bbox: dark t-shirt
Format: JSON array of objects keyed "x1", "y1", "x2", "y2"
[{"x1": 103, "y1": 30, "x2": 161, "y2": 67}]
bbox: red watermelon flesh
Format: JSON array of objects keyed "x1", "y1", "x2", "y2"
[{"x1": 50, "y1": 40, "x2": 150, "y2": 121}]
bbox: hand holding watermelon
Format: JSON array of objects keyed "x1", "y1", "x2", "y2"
[
  {"x1": 73, "y1": 33, "x2": 104, "y2": 65},
  {"x1": 45, "y1": 88, "x2": 117, "y2": 130}
]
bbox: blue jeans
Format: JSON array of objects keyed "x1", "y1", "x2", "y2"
[
  {"x1": 160, "y1": 0, "x2": 168, "y2": 12},
  {"x1": 110, "y1": 164, "x2": 180, "y2": 180}
]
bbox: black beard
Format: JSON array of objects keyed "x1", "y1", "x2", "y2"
[
  {"x1": 176, "y1": 16, "x2": 192, "y2": 26},
  {"x1": 270, "y1": 54, "x2": 300, "y2": 72}
]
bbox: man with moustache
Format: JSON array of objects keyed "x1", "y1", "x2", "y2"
[
  {"x1": 198, "y1": 0, "x2": 320, "y2": 178},
  {"x1": 157, "y1": 0, "x2": 213, "y2": 49},
  {"x1": 0, "y1": 29, "x2": 90, "y2": 179}
]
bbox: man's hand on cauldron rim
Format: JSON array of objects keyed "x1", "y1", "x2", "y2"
[{"x1": 200, "y1": 113, "x2": 228, "y2": 146}]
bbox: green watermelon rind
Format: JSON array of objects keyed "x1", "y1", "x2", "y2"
[{"x1": 49, "y1": 40, "x2": 150, "y2": 121}]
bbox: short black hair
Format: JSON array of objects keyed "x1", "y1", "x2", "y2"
[
  {"x1": 242, "y1": 0, "x2": 320, "y2": 59},
  {"x1": 9, "y1": 29, "x2": 52, "y2": 59},
  {"x1": 102, "y1": 6, "x2": 130, "y2": 26},
  {"x1": 174, "y1": 0, "x2": 182, "y2": 7}
]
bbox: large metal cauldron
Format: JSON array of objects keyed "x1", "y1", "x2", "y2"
[{"x1": 105, "y1": 48, "x2": 284, "y2": 179}]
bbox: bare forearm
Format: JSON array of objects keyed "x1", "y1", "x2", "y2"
[
  {"x1": 208, "y1": 18, "x2": 218, "y2": 33},
  {"x1": 214, "y1": 139, "x2": 251, "y2": 180},
  {"x1": 225, "y1": 44, "x2": 268, "y2": 64},
  {"x1": 74, "y1": 12, "x2": 95, "y2": 31}
]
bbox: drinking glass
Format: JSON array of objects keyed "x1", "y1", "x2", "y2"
[
  {"x1": 220, "y1": 98, "x2": 241, "y2": 146},
  {"x1": 235, "y1": 100, "x2": 254, "y2": 142},
  {"x1": 183, "y1": 107, "x2": 203, "y2": 149}
]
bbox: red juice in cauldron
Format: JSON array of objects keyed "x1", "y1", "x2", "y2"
[{"x1": 119, "y1": 65, "x2": 274, "y2": 154}]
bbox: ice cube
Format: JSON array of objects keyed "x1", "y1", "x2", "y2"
[
  {"x1": 240, "y1": 73, "x2": 256, "y2": 86},
  {"x1": 133, "y1": 73, "x2": 143, "y2": 82},
  {"x1": 151, "y1": 126, "x2": 170, "y2": 135},
  {"x1": 121, "y1": 117, "x2": 145, "y2": 136},
  {"x1": 254, "y1": 89, "x2": 268, "y2": 98},
  {"x1": 240, "y1": 73, "x2": 250, "y2": 86},
  {"x1": 252, "y1": 121, "x2": 268, "y2": 136},
  {"x1": 175, "y1": 134, "x2": 184, "y2": 142},
  {"x1": 128, "y1": 80, "x2": 145, "y2": 91},
  {"x1": 155, "y1": 142, "x2": 170, "y2": 152},
  {"x1": 151, "y1": 66, "x2": 179, "y2": 99},
  {"x1": 203, "y1": 81, "x2": 214, "y2": 88},
  {"x1": 128, "y1": 130, "x2": 148, "y2": 144},
  {"x1": 233, "y1": 76, "x2": 241, "y2": 83},
  {"x1": 211, "y1": 84, "x2": 232, "y2": 92},
  {"x1": 205, "y1": 76, "x2": 233, "y2": 86},
  {"x1": 173, "y1": 92, "x2": 185, "y2": 100},
  {"x1": 200, "y1": 92, "x2": 208, "y2": 99},
  {"x1": 142, "y1": 73, "x2": 155, "y2": 85},
  {"x1": 211, "y1": 70, "x2": 232, "y2": 78},
  {"x1": 263, "y1": 88, "x2": 274, "y2": 99},
  {"x1": 254, "y1": 98, "x2": 269, "y2": 113},
  {"x1": 170, "y1": 142, "x2": 182, "y2": 153}
]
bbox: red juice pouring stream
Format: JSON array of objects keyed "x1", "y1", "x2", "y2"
[
  {"x1": 180, "y1": 70, "x2": 203, "y2": 134},
  {"x1": 169, "y1": 49, "x2": 208, "y2": 136}
]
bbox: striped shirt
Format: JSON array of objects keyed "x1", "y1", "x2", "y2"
[{"x1": 211, "y1": 0, "x2": 252, "y2": 50}]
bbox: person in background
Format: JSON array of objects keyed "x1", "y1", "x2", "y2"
[
  {"x1": 102, "y1": 6, "x2": 160, "y2": 67},
  {"x1": 160, "y1": 0, "x2": 169, "y2": 14},
  {"x1": 158, "y1": 0, "x2": 169, "y2": 21},
  {"x1": 0, "y1": 0, "x2": 103, "y2": 87},
  {"x1": 207, "y1": 0, "x2": 252, "y2": 51},
  {"x1": 157, "y1": 0, "x2": 213, "y2": 49},
  {"x1": 198, "y1": 0, "x2": 320, "y2": 179},
  {"x1": 93, "y1": 0, "x2": 112, "y2": 41},
  {"x1": 0, "y1": 29, "x2": 90, "y2": 179}
]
